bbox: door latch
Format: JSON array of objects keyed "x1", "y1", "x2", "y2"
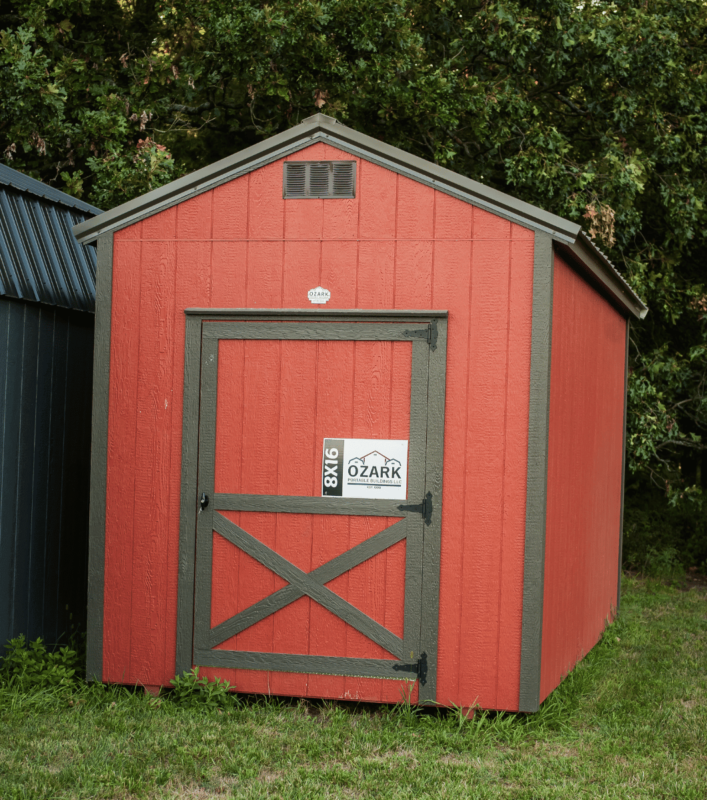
[{"x1": 199, "y1": 492, "x2": 209, "y2": 512}]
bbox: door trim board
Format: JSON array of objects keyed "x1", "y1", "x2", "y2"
[{"x1": 176, "y1": 308, "x2": 448, "y2": 693}]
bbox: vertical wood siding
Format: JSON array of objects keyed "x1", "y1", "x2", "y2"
[
  {"x1": 540, "y1": 254, "x2": 627, "y2": 702},
  {"x1": 0, "y1": 297, "x2": 93, "y2": 647},
  {"x1": 103, "y1": 142, "x2": 535, "y2": 708}
]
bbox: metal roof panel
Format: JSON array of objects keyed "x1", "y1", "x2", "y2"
[
  {"x1": 0, "y1": 163, "x2": 101, "y2": 215},
  {"x1": 0, "y1": 165, "x2": 99, "y2": 312}
]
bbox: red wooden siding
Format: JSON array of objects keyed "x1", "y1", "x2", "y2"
[
  {"x1": 103, "y1": 141, "x2": 535, "y2": 707},
  {"x1": 540, "y1": 254, "x2": 626, "y2": 702}
]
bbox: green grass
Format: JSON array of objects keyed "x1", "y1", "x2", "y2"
[{"x1": 1, "y1": 576, "x2": 705, "y2": 799}]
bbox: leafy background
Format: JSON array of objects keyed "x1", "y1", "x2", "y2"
[{"x1": 2, "y1": 0, "x2": 705, "y2": 569}]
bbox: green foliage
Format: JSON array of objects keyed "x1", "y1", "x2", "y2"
[
  {"x1": 168, "y1": 667, "x2": 234, "y2": 710},
  {"x1": 2, "y1": 0, "x2": 706, "y2": 551},
  {"x1": 87, "y1": 136, "x2": 183, "y2": 207},
  {"x1": 624, "y1": 486, "x2": 707, "y2": 573},
  {"x1": 0, "y1": 635, "x2": 80, "y2": 691}
]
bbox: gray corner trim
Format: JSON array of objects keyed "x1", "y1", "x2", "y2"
[
  {"x1": 554, "y1": 238, "x2": 647, "y2": 321},
  {"x1": 72, "y1": 114, "x2": 579, "y2": 245},
  {"x1": 418, "y1": 318, "x2": 447, "y2": 704},
  {"x1": 85, "y1": 232, "x2": 113, "y2": 682},
  {"x1": 617, "y1": 320, "x2": 630, "y2": 613},
  {"x1": 519, "y1": 231, "x2": 554, "y2": 713},
  {"x1": 175, "y1": 315, "x2": 203, "y2": 676},
  {"x1": 188, "y1": 308, "x2": 448, "y2": 320}
]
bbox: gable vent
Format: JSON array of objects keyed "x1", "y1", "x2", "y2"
[{"x1": 284, "y1": 161, "x2": 356, "y2": 199}]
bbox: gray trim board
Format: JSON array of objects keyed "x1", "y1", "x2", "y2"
[
  {"x1": 85, "y1": 232, "x2": 113, "y2": 682},
  {"x1": 73, "y1": 114, "x2": 579, "y2": 246},
  {"x1": 194, "y1": 650, "x2": 420, "y2": 680},
  {"x1": 70, "y1": 114, "x2": 645, "y2": 320},
  {"x1": 187, "y1": 308, "x2": 448, "y2": 320},
  {"x1": 617, "y1": 320, "x2": 630, "y2": 613},
  {"x1": 518, "y1": 231, "x2": 555, "y2": 713},
  {"x1": 213, "y1": 512, "x2": 405, "y2": 658},
  {"x1": 175, "y1": 315, "x2": 204, "y2": 676},
  {"x1": 177, "y1": 308, "x2": 447, "y2": 692},
  {"x1": 554, "y1": 239, "x2": 647, "y2": 321},
  {"x1": 215, "y1": 493, "x2": 408, "y2": 517},
  {"x1": 203, "y1": 321, "x2": 429, "y2": 342},
  {"x1": 209, "y1": 519, "x2": 408, "y2": 648},
  {"x1": 418, "y1": 317, "x2": 447, "y2": 704}
]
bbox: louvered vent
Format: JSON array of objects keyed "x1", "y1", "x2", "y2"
[{"x1": 284, "y1": 161, "x2": 356, "y2": 198}]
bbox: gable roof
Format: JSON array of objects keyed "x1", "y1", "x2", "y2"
[
  {"x1": 0, "y1": 164, "x2": 101, "y2": 312},
  {"x1": 72, "y1": 113, "x2": 646, "y2": 319}
]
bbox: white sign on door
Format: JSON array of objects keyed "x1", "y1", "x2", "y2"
[{"x1": 322, "y1": 438, "x2": 409, "y2": 500}]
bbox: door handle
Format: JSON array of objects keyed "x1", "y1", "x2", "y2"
[{"x1": 199, "y1": 492, "x2": 209, "y2": 511}]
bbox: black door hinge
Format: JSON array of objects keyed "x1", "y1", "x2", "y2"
[
  {"x1": 403, "y1": 319, "x2": 437, "y2": 351},
  {"x1": 393, "y1": 652, "x2": 428, "y2": 686},
  {"x1": 427, "y1": 319, "x2": 438, "y2": 351},
  {"x1": 397, "y1": 491, "x2": 433, "y2": 526}
]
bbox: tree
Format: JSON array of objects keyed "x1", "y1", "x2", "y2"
[{"x1": 2, "y1": 0, "x2": 706, "y2": 566}]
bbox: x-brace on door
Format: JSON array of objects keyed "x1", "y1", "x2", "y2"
[{"x1": 176, "y1": 310, "x2": 447, "y2": 704}]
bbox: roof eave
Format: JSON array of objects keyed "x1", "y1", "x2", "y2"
[
  {"x1": 555, "y1": 232, "x2": 648, "y2": 321},
  {"x1": 71, "y1": 113, "x2": 646, "y2": 319},
  {"x1": 72, "y1": 113, "x2": 579, "y2": 245}
]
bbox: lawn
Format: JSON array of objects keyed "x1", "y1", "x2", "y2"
[{"x1": 0, "y1": 576, "x2": 705, "y2": 799}]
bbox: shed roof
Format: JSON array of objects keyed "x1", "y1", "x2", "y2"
[
  {"x1": 0, "y1": 164, "x2": 100, "y2": 313},
  {"x1": 72, "y1": 113, "x2": 646, "y2": 319}
]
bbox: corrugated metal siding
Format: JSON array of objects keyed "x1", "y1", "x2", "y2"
[
  {"x1": 0, "y1": 165, "x2": 99, "y2": 313},
  {"x1": 0, "y1": 297, "x2": 93, "y2": 645}
]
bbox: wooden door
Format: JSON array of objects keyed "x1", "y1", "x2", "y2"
[{"x1": 176, "y1": 311, "x2": 447, "y2": 703}]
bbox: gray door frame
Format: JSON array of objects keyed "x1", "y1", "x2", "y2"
[{"x1": 176, "y1": 309, "x2": 447, "y2": 704}]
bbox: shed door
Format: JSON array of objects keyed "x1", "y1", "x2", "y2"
[{"x1": 182, "y1": 314, "x2": 446, "y2": 701}]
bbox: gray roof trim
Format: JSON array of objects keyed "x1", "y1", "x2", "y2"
[
  {"x1": 71, "y1": 113, "x2": 645, "y2": 317},
  {"x1": 0, "y1": 163, "x2": 102, "y2": 215},
  {"x1": 73, "y1": 113, "x2": 580, "y2": 245},
  {"x1": 73, "y1": 136, "x2": 315, "y2": 244},
  {"x1": 554, "y1": 234, "x2": 648, "y2": 320}
]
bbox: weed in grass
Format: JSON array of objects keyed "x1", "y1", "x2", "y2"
[
  {"x1": 448, "y1": 700, "x2": 477, "y2": 732},
  {"x1": 168, "y1": 667, "x2": 236, "y2": 710},
  {"x1": 392, "y1": 680, "x2": 420, "y2": 724}
]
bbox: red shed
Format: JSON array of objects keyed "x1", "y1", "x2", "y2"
[{"x1": 74, "y1": 114, "x2": 646, "y2": 711}]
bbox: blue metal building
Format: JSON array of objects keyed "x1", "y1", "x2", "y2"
[{"x1": 0, "y1": 164, "x2": 100, "y2": 647}]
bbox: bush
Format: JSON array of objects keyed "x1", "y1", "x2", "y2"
[
  {"x1": 623, "y1": 483, "x2": 707, "y2": 576},
  {"x1": 0, "y1": 635, "x2": 81, "y2": 691}
]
